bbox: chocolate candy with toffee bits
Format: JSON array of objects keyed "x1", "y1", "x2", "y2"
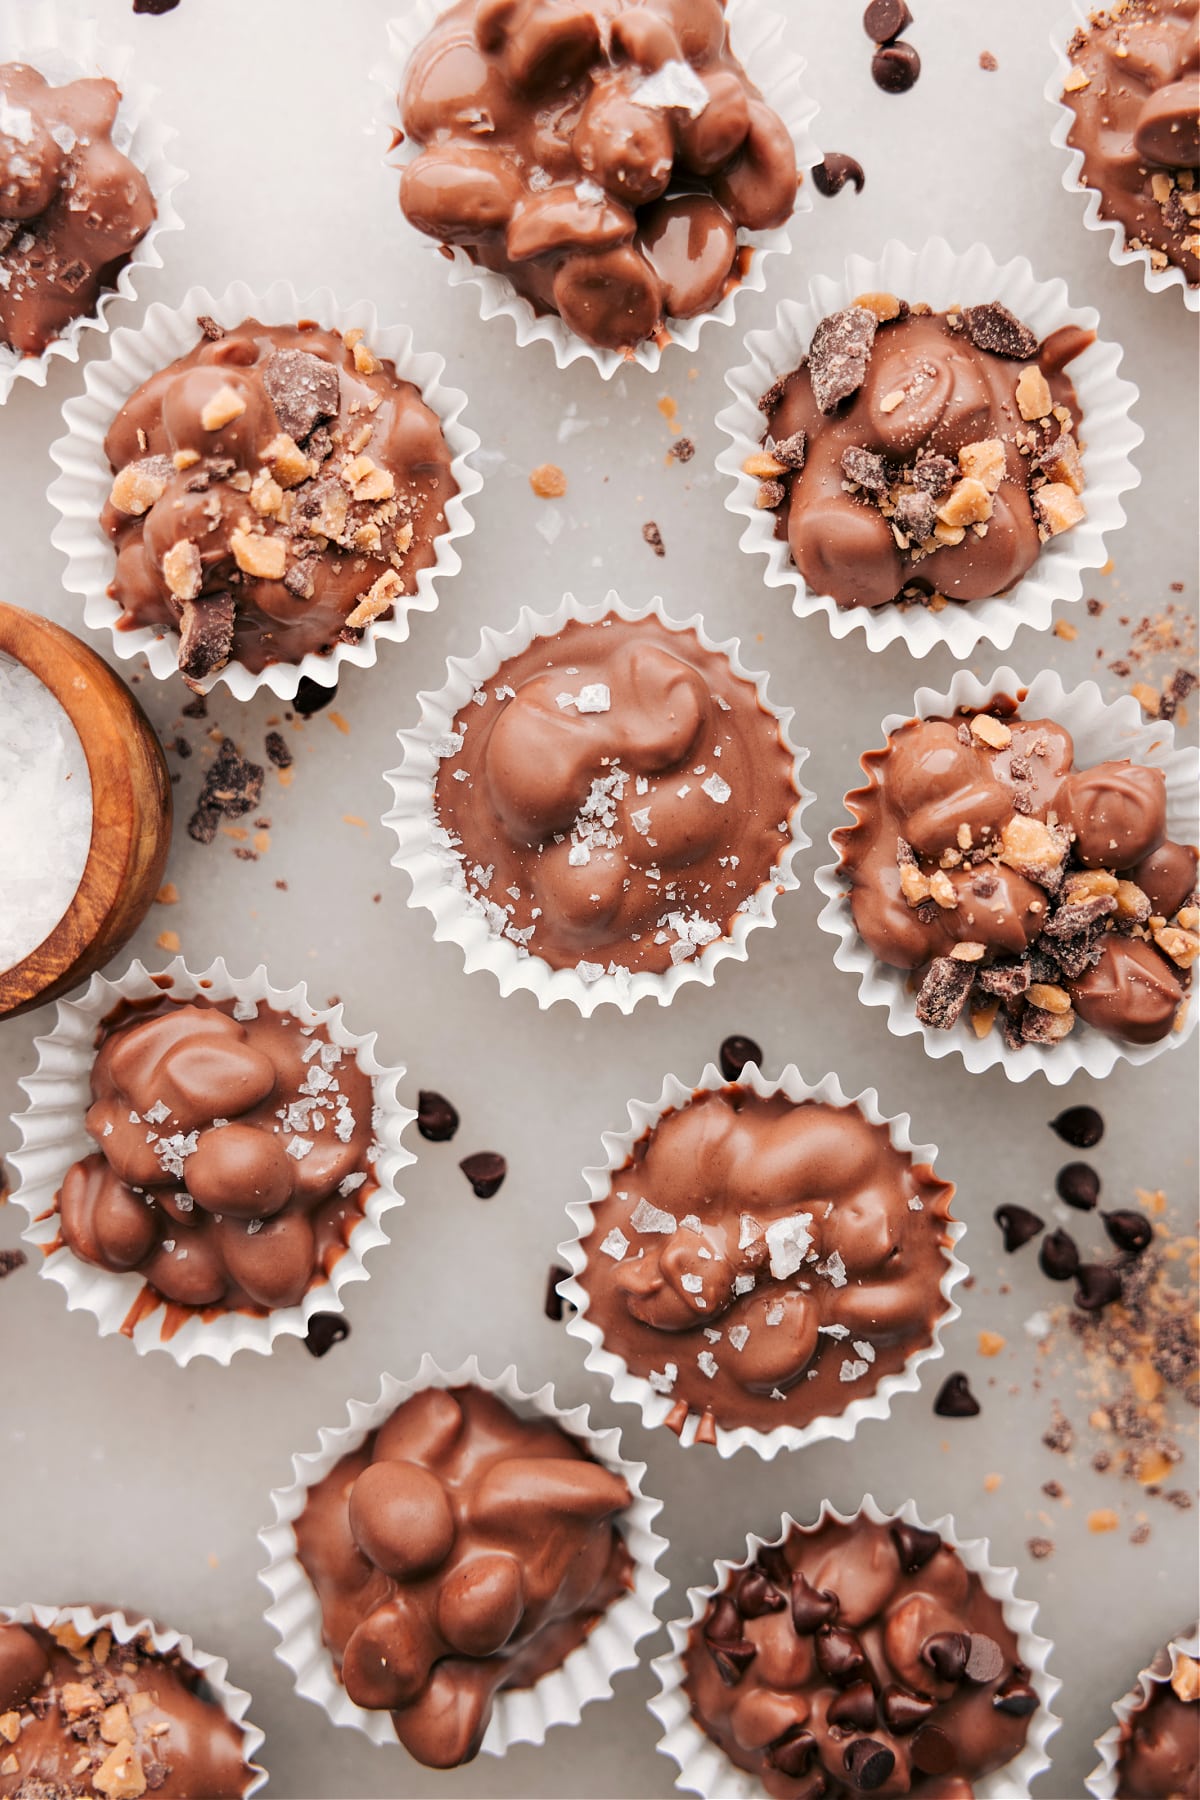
[
  {"x1": 755, "y1": 298, "x2": 1091, "y2": 613},
  {"x1": 396, "y1": 0, "x2": 798, "y2": 352},
  {"x1": 577, "y1": 1083, "x2": 957, "y2": 1440},
  {"x1": 835, "y1": 702, "x2": 1198, "y2": 1049},
  {"x1": 292, "y1": 1384, "x2": 634, "y2": 1769},
  {"x1": 683, "y1": 1514, "x2": 1039, "y2": 1799},
  {"x1": 1114, "y1": 1646, "x2": 1200, "y2": 1798},
  {"x1": 101, "y1": 318, "x2": 457, "y2": 679}
]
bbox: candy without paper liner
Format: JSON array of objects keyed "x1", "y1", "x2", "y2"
[
  {"x1": 814, "y1": 667, "x2": 1200, "y2": 1085},
  {"x1": 0, "y1": 657, "x2": 91, "y2": 973},
  {"x1": 649, "y1": 1496, "x2": 1061, "y2": 1800},
  {"x1": 717, "y1": 237, "x2": 1143, "y2": 659},
  {"x1": 258, "y1": 1354, "x2": 668, "y2": 1761},
  {"x1": 8, "y1": 955, "x2": 413, "y2": 1365},
  {"x1": 382, "y1": 593, "x2": 811, "y2": 1016},
  {"x1": 1086, "y1": 1622, "x2": 1200, "y2": 1798},
  {"x1": 558, "y1": 1062, "x2": 966, "y2": 1457},
  {"x1": 374, "y1": 0, "x2": 818, "y2": 378}
]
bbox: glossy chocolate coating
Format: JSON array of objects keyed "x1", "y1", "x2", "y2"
[
  {"x1": 837, "y1": 709, "x2": 1195, "y2": 1046},
  {"x1": 56, "y1": 995, "x2": 376, "y2": 1322},
  {"x1": 0, "y1": 1616, "x2": 251, "y2": 1798},
  {"x1": 578, "y1": 1088, "x2": 956, "y2": 1435},
  {"x1": 433, "y1": 613, "x2": 799, "y2": 977},
  {"x1": 684, "y1": 1517, "x2": 1034, "y2": 1800},
  {"x1": 762, "y1": 307, "x2": 1087, "y2": 611},
  {"x1": 1116, "y1": 1653, "x2": 1200, "y2": 1798},
  {"x1": 102, "y1": 319, "x2": 457, "y2": 674},
  {"x1": 293, "y1": 1384, "x2": 633, "y2": 1768},
  {"x1": 398, "y1": 0, "x2": 797, "y2": 350},
  {"x1": 1064, "y1": 1, "x2": 1200, "y2": 287},
  {"x1": 0, "y1": 64, "x2": 155, "y2": 357}
]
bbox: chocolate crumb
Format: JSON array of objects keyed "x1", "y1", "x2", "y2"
[
  {"x1": 642, "y1": 520, "x2": 665, "y2": 558},
  {"x1": 1026, "y1": 1537, "x2": 1053, "y2": 1560},
  {"x1": 668, "y1": 437, "x2": 695, "y2": 464},
  {"x1": 304, "y1": 1313, "x2": 350, "y2": 1357},
  {"x1": 460, "y1": 1151, "x2": 507, "y2": 1198},
  {"x1": 264, "y1": 730, "x2": 293, "y2": 769},
  {"x1": 187, "y1": 738, "x2": 264, "y2": 844},
  {"x1": 1087, "y1": 597, "x2": 1104, "y2": 616},
  {"x1": 544, "y1": 1263, "x2": 570, "y2": 1321},
  {"x1": 1042, "y1": 1480, "x2": 1064, "y2": 1499},
  {"x1": 181, "y1": 694, "x2": 208, "y2": 720},
  {"x1": 979, "y1": 49, "x2": 998, "y2": 70},
  {"x1": 1130, "y1": 1521, "x2": 1152, "y2": 1545},
  {"x1": 0, "y1": 1248, "x2": 27, "y2": 1279},
  {"x1": 1042, "y1": 1408, "x2": 1074, "y2": 1454}
]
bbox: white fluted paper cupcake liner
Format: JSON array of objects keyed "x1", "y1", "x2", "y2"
[
  {"x1": 7, "y1": 954, "x2": 414, "y2": 1365},
  {"x1": 558, "y1": 1061, "x2": 966, "y2": 1459},
  {"x1": 382, "y1": 590, "x2": 811, "y2": 1016},
  {"x1": 373, "y1": 0, "x2": 819, "y2": 378},
  {"x1": 717, "y1": 236, "x2": 1143, "y2": 659},
  {"x1": 257, "y1": 1352, "x2": 668, "y2": 1759},
  {"x1": 1086, "y1": 1622, "x2": 1200, "y2": 1798},
  {"x1": 814, "y1": 665, "x2": 1200, "y2": 1085},
  {"x1": 649, "y1": 1494, "x2": 1061, "y2": 1800},
  {"x1": 1047, "y1": 6, "x2": 1200, "y2": 314},
  {"x1": 0, "y1": 0, "x2": 185, "y2": 404},
  {"x1": 46, "y1": 279, "x2": 482, "y2": 700},
  {"x1": 0, "y1": 1601, "x2": 267, "y2": 1796}
]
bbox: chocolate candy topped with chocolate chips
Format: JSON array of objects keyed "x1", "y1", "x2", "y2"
[
  {"x1": 755, "y1": 297, "x2": 1092, "y2": 613},
  {"x1": 292, "y1": 1384, "x2": 634, "y2": 1768},
  {"x1": 1063, "y1": 0, "x2": 1200, "y2": 287},
  {"x1": 683, "y1": 1514, "x2": 1040, "y2": 1799},
  {"x1": 1114, "y1": 1643, "x2": 1200, "y2": 1798},
  {"x1": 835, "y1": 702, "x2": 1198, "y2": 1049},
  {"x1": 55, "y1": 994, "x2": 378, "y2": 1325},
  {"x1": 101, "y1": 318, "x2": 458, "y2": 679},
  {"x1": 577, "y1": 1084, "x2": 957, "y2": 1439},
  {"x1": 396, "y1": 0, "x2": 798, "y2": 352},
  {"x1": 432, "y1": 612, "x2": 801, "y2": 980},
  {"x1": 0, "y1": 1614, "x2": 253, "y2": 1798},
  {"x1": 0, "y1": 64, "x2": 155, "y2": 357}
]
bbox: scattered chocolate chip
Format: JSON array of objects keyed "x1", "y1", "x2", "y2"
[
  {"x1": 293, "y1": 676, "x2": 336, "y2": 716},
  {"x1": 304, "y1": 1313, "x2": 350, "y2": 1357},
  {"x1": 844, "y1": 1738, "x2": 896, "y2": 1791},
  {"x1": 993, "y1": 1673, "x2": 1039, "y2": 1717},
  {"x1": 892, "y1": 1521, "x2": 942, "y2": 1572},
  {"x1": 881, "y1": 1685, "x2": 935, "y2": 1733},
  {"x1": 812, "y1": 152, "x2": 866, "y2": 197},
  {"x1": 1074, "y1": 1263, "x2": 1122, "y2": 1311},
  {"x1": 0, "y1": 1248, "x2": 27, "y2": 1279},
  {"x1": 816, "y1": 1624, "x2": 869, "y2": 1685},
  {"x1": 667, "y1": 437, "x2": 695, "y2": 463},
  {"x1": 863, "y1": 0, "x2": 912, "y2": 40},
  {"x1": 642, "y1": 520, "x2": 665, "y2": 557},
  {"x1": 459, "y1": 1150, "x2": 507, "y2": 1198},
  {"x1": 735, "y1": 1567, "x2": 787, "y2": 1619},
  {"x1": 1039, "y1": 1229, "x2": 1080, "y2": 1281},
  {"x1": 1050, "y1": 1104, "x2": 1104, "y2": 1148},
  {"x1": 543, "y1": 1263, "x2": 569, "y2": 1321},
  {"x1": 910, "y1": 1726, "x2": 956, "y2": 1777},
  {"x1": 768, "y1": 1727, "x2": 817, "y2": 1779},
  {"x1": 965, "y1": 1634, "x2": 1006, "y2": 1685},
  {"x1": 995, "y1": 1204, "x2": 1044, "y2": 1252},
  {"x1": 807, "y1": 305, "x2": 878, "y2": 414},
  {"x1": 790, "y1": 1571, "x2": 839, "y2": 1635},
  {"x1": 264, "y1": 730, "x2": 293, "y2": 770},
  {"x1": 417, "y1": 1089, "x2": 460, "y2": 1142},
  {"x1": 719, "y1": 1033, "x2": 763, "y2": 1081},
  {"x1": 829, "y1": 1680, "x2": 877, "y2": 1731},
  {"x1": 922, "y1": 1631, "x2": 970, "y2": 1682},
  {"x1": 933, "y1": 1371, "x2": 981, "y2": 1418},
  {"x1": 1101, "y1": 1210, "x2": 1153, "y2": 1255},
  {"x1": 961, "y1": 302, "x2": 1039, "y2": 360},
  {"x1": 871, "y1": 40, "x2": 921, "y2": 92},
  {"x1": 263, "y1": 347, "x2": 340, "y2": 442},
  {"x1": 1056, "y1": 1162, "x2": 1100, "y2": 1210}
]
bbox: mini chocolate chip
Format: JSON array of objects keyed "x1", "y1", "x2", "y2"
[
  {"x1": 293, "y1": 676, "x2": 336, "y2": 716},
  {"x1": 843, "y1": 1738, "x2": 896, "y2": 1791},
  {"x1": 891, "y1": 1521, "x2": 942, "y2": 1572},
  {"x1": 812, "y1": 152, "x2": 866, "y2": 197},
  {"x1": 871, "y1": 40, "x2": 921, "y2": 92},
  {"x1": 708, "y1": 1638, "x2": 756, "y2": 1686},
  {"x1": 1050, "y1": 1104, "x2": 1104, "y2": 1148},
  {"x1": 735, "y1": 1568, "x2": 787, "y2": 1619},
  {"x1": 910, "y1": 1726, "x2": 956, "y2": 1776},
  {"x1": 544, "y1": 1263, "x2": 569, "y2": 1321},
  {"x1": 790, "y1": 1571, "x2": 839, "y2": 1634},
  {"x1": 459, "y1": 1151, "x2": 506, "y2": 1198},
  {"x1": 933, "y1": 1371, "x2": 981, "y2": 1418},
  {"x1": 304, "y1": 1313, "x2": 350, "y2": 1357},
  {"x1": 828, "y1": 1680, "x2": 877, "y2": 1731},
  {"x1": 922, "y1": 1632, "x2": 970, "y2": 1682},
  {"x1": 993, "y1": 1674, "x2": 1039, "y2": 1716},
  {"x1": 768, "y1": 1727, "x2": 817, "y2": 1779},
  {"x1": 881, "y1": 1685, "x2": 935, "y2": 1733},
  {"x1": 995, "y1": 1204, "x2": 1044, "y2": 1252},
  {"x1": 965, "y1": 1634, "x2": 1006, "y2": 1684},
  {"x1": 1056, "y1": 1162, "x2": 1100, "y2": 1209},
  {"x1": 719, "y1": 1034, "x2": 763, "y2": 1081},
  {"x1": 1039, "y1": 1229, "x2": 1080, "y2": 1281},
  {"x1": 863, "y1": 0, "x2": 912, "y2": 39},
  {"x1": 1074, "y1": 1263, "x2": 1122, "y2": 1311},
  {"x1": 816, "y1": 1624, "x2": 869, "y2": 1685},
  {"x1": 417, "y1": 1089, "x2": 460, "y2": 1142},
  {"x1": 1101, "y1": 1210, "x2": 1153, "y2": 1255}
]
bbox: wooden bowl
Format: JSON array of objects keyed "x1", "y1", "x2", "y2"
[{"x1": 0, "y1": 603, "x2": 172, "y2": 1021}]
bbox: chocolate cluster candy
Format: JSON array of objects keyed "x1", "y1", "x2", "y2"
[
  {"x1": 577, "y1": 1086, "x2": 956, "y2": 1439},
  {"x1": 684, "y1": 1515, "x2": 1039, "y2": 1799},
  {"x1": 55, "y1": 995, "x2": 377, "y2": 1323},
  {"x1": 0, "y1": 64, "x2": 155, "y2": 358},
  {"x1": 0, "y1": 1614, "x2": 253, "y2": 1798},
  {"x1": 1115, "y1": 1644, "x2": 1200, "y2": 1797},
  {"x1": 293, "y1": 1384, "x2": 634, "y2": 1768},
  {"x1": 397, "y1": 0, "x2": 797, "y2": 351},
  {"x1": 101, "y1": 318, "x2": 457, "y2": 680},
  {"x1": 1064, "y1": 0, "x2": 1200, "y2": 287},
  {"x1": 432, "y1": 613, "x2": 800, "y2": 981},
  {"x1": 837, "y1": 704, "x2": 1198, "y2": 1049},
  {"x1": 755, "y1": 296, "x2": 1091, "y2": 612}
]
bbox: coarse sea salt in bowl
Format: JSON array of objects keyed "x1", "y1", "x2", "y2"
[{"x1": 0, "y1": 654, "x2": 91, "y2": 978}]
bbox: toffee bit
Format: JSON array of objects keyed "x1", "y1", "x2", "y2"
[
  {"x1": 0, "y1": 1248, "x2": 27, "y2": 1279},
  {"x1": 264, "y1": 730, "x2": 293, "y2": 769},
  {"x1": 642, "y1": 520, "x2": 665, "y2": 557},
  {"x1": 667, "y1": 437, "x2": 695, "y2": 464}
]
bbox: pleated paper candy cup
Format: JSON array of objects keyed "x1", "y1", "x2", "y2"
[
  {"x1": 46, "y1": 279, "x2": 481, "y2": 700},
  {"x1": 814, "y1": 666, "x2": 1200, "y2": 1086},
  {"x1": 649, "y1": 1495, "x2": 1061, "y2": 1800},
  {"x1": 559, "y1": 1061, "x2": 966, "y2": 1458},
  {"x1": 1086, "y1": 1622, "x2": 1200, "y2": 1799},
  {"x1": 374, "y1": 0, "x2": 819, "y2": 377},
  {"x1": 257, "y1": 1353, "x2": 668, "y2": 1760},
  {"x1": 717, "y1": 236, "x2": 1142, "y2": 659},
  {"x1": 8, "y1": 954, "x2": 413, "y2": 1365}
]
